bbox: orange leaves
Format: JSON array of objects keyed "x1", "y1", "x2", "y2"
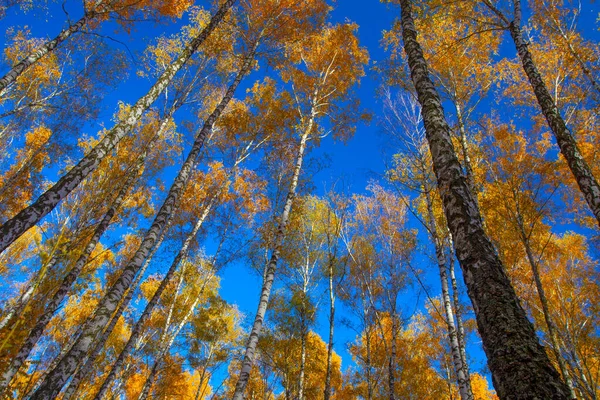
[
  {"x1": 0, "y1": 125, "x2": 52, "y2": 220},
  {"x1": 243, "y1": 0, "x2": 330, "y2": 48},
  {"x1": 283, "y1": 23, "x2": 368, "y2": 101},
  {"x1": 3, "y1": 28, "x2": 61, "y2": 89},
  {"x1": 107, "y1": 0, "x2": 194, "y2": 20}
]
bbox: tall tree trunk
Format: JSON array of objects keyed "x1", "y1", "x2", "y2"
[
  {"x1": 137, "y1": 291, "x2": 204, "y2": 400},
  {"x1": 323, "y1": 254, "x2": 335, "y2": 400},
  {"x1": 0, "y1": 154, "x2": 144, "y2": 394},
  {"x1": 545, "y1": 11, "x2": 600, "y2": 99},
  {"x1": 387, "y1": 314, "x2": 397, "y2": 400},
  {"x1": 93, "y1": 200, "x2": 214, "y2": 400},
  {"x1": 0, "y1": 248, "x2": 58, "y2": 334},
  {"x1": 28, "y1": 45, "x2": 253, "y2": 400},
  {"x1": 193, "y1": 347, "x2": 213, "y2": 400},
  {"x1": 231, "y1": 118, "x2": 313, "y2": 399},
  {"x1": 0, "y1": 10, "x2": 95, "y2": 94},
  {"x1": 508, "y1": 0, "x2": 600, "y2": 227},
  {"x1": 397, "y1": 0, "x2": 570, "y2": 398},
  {"x1": 447, "y1": 244, "x2": 472, "y2": 392},
  {"x1": 454, "y1": 102, "x2": 477, "y2": 202},
  {"x1": 61, "y1": 217, "x2": 170, "y2": 400},
  {"x1": 298, "y1": 323, "x2": 307, "y2": 400},
  {"x1": 515, "y1": 210, "x2": 577, "y2": 400},
  {"x1": 424, "y1": 189, "x2": 473, "y2": 400},
  {"x1": 0, "y1": 0, "x2": 237, "y2": 254},
  {"x1": 366, "y1": 323, "x2": 373, "y2": 400}
]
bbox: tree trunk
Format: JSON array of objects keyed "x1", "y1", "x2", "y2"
[
  {"x1": 323, "y1": 254, "x2": 335, "y2": 400},
  {"x1": 397, "y1": 0, "x2": 571, "y2": 397},
  {"x1": 515, "y1": 211, "x2": 577, "y2": 400},
  {"x1": 298, "y1": 324, "x2": 307, "y2": 400},
  {"x1": 424, "y1": 189, "x2": 473, "y2": 400},
  {"x1": 545, "y1": 12, "x2": 600, "y2": 99},
  {"x1": 0, "y1": 11, "x2": 94, "y2": 94},
  {"x1": 387, "y1": 315, "x2": 397, "y2": 400},
  {"x1": 231, "y1": 119, "x2": 313, "y2": 399},
  {"x1": 366, "y1": 323, "x2": 373, "y2": 400},
  {"x1": 454, "y1": 102, "x2": 477, "y2": 203},
  {"x1": 0, "y1": 155, "x2": 143, "y2": 394},
  {"x1": 93, "y1": 201, "x2": 214, "y2": 400},
  {"x1": 508, "y1": 1, "x2": 600, "y2": 227},
  {"x1": 0, "y1": 0, "x2": 237, "y2": 254},
  {"x1": 193, "y1": 348, "x2": 213, "y2": 400},
  {"x1": 447, "y1": 244, "x2": 472, "y2": 392},
  {"x1": 61, "y1": 217, "x2": 170, "y2": 400},
  {"x1": 137, "y1": 292, "x2": 203, "y2": 400},
  {"x1": 28, "y1": 44, "x2": 252, "y2": 400},
  {"x1": 0, "y1": 248, "x2": 58, "y2": 334}
]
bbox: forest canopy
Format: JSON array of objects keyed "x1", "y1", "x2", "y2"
[{"x1": 0, "y1": 0, "x2": 598, "y2": 399}]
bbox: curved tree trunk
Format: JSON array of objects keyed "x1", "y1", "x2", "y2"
[
  {"x1": 397, "y1": 0, "x2": 570, "y2": 397},
  {"x1": 424, "y1": 189, "x2": 473, "y2": 400},
  {"x1": 231, "y1": 119, "x2": 313, "y2": 399},
  {"x1": 28, "y1": 44, "x2": 252, "y2": 400},
  {"x1": 508, "y1": 0, "x2": 600, "y2": 227},
  {"x1": 0, "y1": 0, "x2": 237, "y2": 254}
]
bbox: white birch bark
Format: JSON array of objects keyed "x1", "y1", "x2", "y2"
[
  {"x1": 28, "y1": 44, "x2": 254, "y2": 400},
  {"x1": 397, "y1": 0, "x2": 571, "y2": 397},
  {"x1": 231, "y1": 116, "x2": 314, "y2": 399},
  {"x1": 0, "y1": 0, "x2": 237, "y2": 254}
]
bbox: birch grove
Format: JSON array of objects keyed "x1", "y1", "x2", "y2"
[{"x1": 0, "y1": 0, "x2": 598, "y2": 399}]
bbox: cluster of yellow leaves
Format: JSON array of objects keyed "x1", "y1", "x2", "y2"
[
  {"x1": 0, "y1": 125, "x2": 52, "y2": 220},
  {"x1": 349, "y1": 313, "x2": 498, "y2": 399},
  {"x1": 3, "y1": 28, "x2": 61, "y2": 93},
  {"x1": 281, "y1": 23, "x2": 369, "y2": 144}
]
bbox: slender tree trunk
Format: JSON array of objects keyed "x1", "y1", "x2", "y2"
[
  {"x1": 93, "y1": 201, "x2": 214, "y2": 400},
  {"x1": 515, "y1": 211, "x2": 577, "y2": 400},
  {"x1": 28, "y1": 44, "x2": 252, "y2": 400},
  {"x1": 0, "y1": 156, "x2": 143, "y2": 394},
  {"x1": 454, "y1": 102, "x2": 477, "y2": 202},
  {"x1": 231, "y1": 119, "x2": 313, "y2": 399},
  {"x1": 0, "y1": 250, "x2": 57, "y2": 332},
  {"x1": 0, "y1": 11, "x2": 95, "y2": 94},
  {"x1": 388, "y1": 314, "x2": 397, "y2": 400},
  {"x1": 193, "y1": 348, "x2": 213, "y2": 400},
  {"x1": 546, "y1": 13, "x2": 600, "y2": 98},
  {"x1": 137, "y1": 292, "x2": 203, "y2": 400},
  {"x1": 0, "y1": 0, "x2": 237, "y2": 254},
  {"x1": 447, "y1": 244, "x2": 472, "y2": 392},
  {"x1": 425, "y1": 189, "x2": 473, "y2": 400},
  {"x1": 508, "y1": 0, "x2": 600, "y2": 227},
  {"x1": 324, "y1": 255, "x2": 335, "y2": 400},
  {"x1": 22, "y1": 321, "x2": 87, "y2": 399},
  {"x1": 61, "y1": 217, "x2": 170, "y2": 400},
  {"x1": 298, "y1": 323, "x2": 307, "y2": 400},
  {"x1": 397, "y1": 0, "x2": 570, "y2": 397},
  {"x1": 366, "y1": 323, "x2": 373, "y2": 400}
]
